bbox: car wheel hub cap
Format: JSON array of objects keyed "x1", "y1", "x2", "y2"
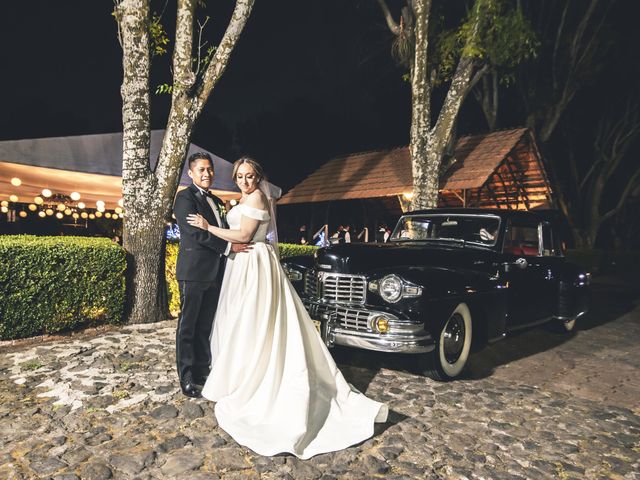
[{"x1": 443, "y1": 314, "x2": 465, "y2": 364}]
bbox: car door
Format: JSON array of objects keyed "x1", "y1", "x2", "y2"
[{"x1": 502, "y1": 218, "x2": 555, "y2": 330}]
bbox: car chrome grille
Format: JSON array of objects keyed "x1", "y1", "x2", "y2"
[
  {"x1": 334, "y1": 306, "x2": 369, "y2": 330},
  {"x1": 304, "y1": 270, "x2": 366, "y2": 305},
  {"x1": 304, "y1": 301, "x2": 371, "y2": 332},
  {"x1": 304, "y1": 270, "x2": 319, "y2": 298},
  {"x1": 323, "y1": 275, "x2": 366, "y2": 304}
]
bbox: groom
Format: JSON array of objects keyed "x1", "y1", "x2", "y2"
[{"x1": 173, "y1": 152, "x2": 249, "y2": 398}]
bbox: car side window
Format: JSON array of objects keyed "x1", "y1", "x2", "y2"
[
  {"x1": 503, "y1": 220, "x2": 540, "y2": 256},
  {"x1": 541, "y1": 222, "x2": 560, "y2": 257}
]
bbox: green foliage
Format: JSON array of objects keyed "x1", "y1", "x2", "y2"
[
  {"x1": 165, "y1": 242, "x2": 180, "y2": 315},
  {"x1": 155, "y1": 83, "x2": 173, "y2": 95},
  {"x1": 149, "y1": 13, "x2": 169, "y2": 57},
  {"x1": 0, "y1": 236, "x2": 126, "y2": 340},
  {"x1": 279, "y1": 243, "x2": 319, "y2": 258},
  {"x1": 163, "y1": 242, "x2": 317, "y2": 316},
  {"x1": 435, "y1": 0, "x2": 538, "y2": 85}
]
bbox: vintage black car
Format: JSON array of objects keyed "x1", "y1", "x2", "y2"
[{"x1": 282, "y1": 208, "x2": 590, "y2": 381}]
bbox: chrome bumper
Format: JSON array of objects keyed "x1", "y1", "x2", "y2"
[{"x1": 304, "y1": 299, "x2": 434, "y2": 354}]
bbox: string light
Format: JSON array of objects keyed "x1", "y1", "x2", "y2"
[
  {"x1": 70, "y1": 192, "x2": 81, "y2": 201},
  {"x1": 55, "y1": 212, "x2": 63, "y2": 219},
  {"x1": 34, "y1": 196, "x2": 44, "y2": 205},
  {"x1": 38, "y1": 211, "x2": 46, "y2": 218},
  {"x1": 28, "y1": 204, "x2": 37, "y2": 211},
  {"x1": 19, "y1": 211, "x2": 27, "y2": 218},
  {"x1": 77, "y1": 202, "x2": 85, "y2": 209},
  {"x1": 42, "y1": 189, "x2": 52, "y2": 198},
  {"x1": 11, "y1": 178, "x2": 22, "y2": 186},
  {"x1": 9, "y1": 195, "x2": 18, "y2": 202}
]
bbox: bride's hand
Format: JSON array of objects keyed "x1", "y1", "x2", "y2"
[{"x1": 187, "y1": 213, "x2": 210, "y2": 231}]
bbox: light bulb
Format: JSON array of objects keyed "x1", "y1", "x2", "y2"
[
  {"x1": 70, "y1": 192, "x2": 81, "y2": 201},
  {"x1": 10, "y1": 178, "x2": 21, "y2": 186},
  {"x1": 42, "y1": 189, "x2": 52, "y2": 198}
]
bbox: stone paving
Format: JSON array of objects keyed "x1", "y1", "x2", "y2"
[{"x1": 1, "y1": 279, "x2": 639, "y2": 479}]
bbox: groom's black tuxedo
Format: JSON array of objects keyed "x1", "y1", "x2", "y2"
[{"x1": 173, "y1": 183, "x2": 229, "y2": 387}]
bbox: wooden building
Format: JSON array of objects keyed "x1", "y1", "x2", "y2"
[{"x1": 277, "y1": 128, "x2": 554, "y2": 241}]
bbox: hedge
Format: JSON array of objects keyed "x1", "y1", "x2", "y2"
[
  {"x1": 0, "y1": 235, "x2": 126, "y2": 340},
  {"x1": 164, "y1": 242, "x2": 317, "y2": 316}
]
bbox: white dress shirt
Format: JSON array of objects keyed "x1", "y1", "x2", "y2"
[{"x1": 195, "y1": 185, "x2": 231, "y2": 256}]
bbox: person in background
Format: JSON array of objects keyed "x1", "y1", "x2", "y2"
[
  {"x1": 337, "y1": 225, "x2": 346, "y2": 243},
  {"x1": 383, "y1": 227, "x2": 391, "y2": 243},
  {"x1": 343, "y1": 225, "x2": 351, "y2": 243},
  {"x1": 298, "y1": 224, "x2": 308, "y2": 245}
]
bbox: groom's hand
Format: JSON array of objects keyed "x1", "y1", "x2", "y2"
[{"x1": 231, "y1": 242, "x2": 253, "y2": 254}]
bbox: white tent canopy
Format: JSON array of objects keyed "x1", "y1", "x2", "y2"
[{"x1": 0, "y1": 130, "x2": 282, "y2": 211}]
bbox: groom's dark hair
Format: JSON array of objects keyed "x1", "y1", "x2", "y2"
[{"x1": 188, "y1": 152, "x2": 214, "y2": 170}]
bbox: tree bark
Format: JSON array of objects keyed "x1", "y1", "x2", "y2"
[
  {"x1": 408, "y1": 0, "x2": 487, "y2": 210},
  {"x1": 117, "y1": 0, "x2": 255, "y2": 324}
]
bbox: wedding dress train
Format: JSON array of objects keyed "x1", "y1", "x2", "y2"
[{"x1": 201, "y1": 203, "x2": 387, "y2": 459}]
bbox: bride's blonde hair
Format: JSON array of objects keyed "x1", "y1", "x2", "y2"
[{"x1": 232, "y1": 156, "x2": 266, "y2": 184}]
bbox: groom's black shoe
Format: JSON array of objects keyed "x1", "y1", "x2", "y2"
[
  {"x1": 194, "y1": 374, "x2": 209, "y2": 387},
  {"x1": 181, "y1": 381, "x2": 201, "y2": 398},
  {"x1": 180, "y1": 378, "x2": 202, "y2": 398}
]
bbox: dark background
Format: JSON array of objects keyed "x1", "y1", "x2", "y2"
[{"x1": 0, "y1": 1, "x2": 637, "y2": 196}]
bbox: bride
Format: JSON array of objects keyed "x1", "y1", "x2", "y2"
[{"x1": 186, "y1": 157, "x2": 387, "y2": 459}]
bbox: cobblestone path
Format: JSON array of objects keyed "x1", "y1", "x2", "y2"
[{"x1": 1, "y1": 280, "x2": 638, "y2": 479}]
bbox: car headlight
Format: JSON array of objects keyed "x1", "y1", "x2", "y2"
[
  {"x1": 283, "y1": 265, "x2": 303, "y2": 282},
  {"x1": 379, "y1": 275, "x2": 403, "y2": 303},
  {"x1": 369, "y1": 275, "x2": 423, "y2": 303}
]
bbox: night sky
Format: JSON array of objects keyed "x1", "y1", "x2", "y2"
[{"x1": 1, "y1": 1, "x2": 637, "y2": 193}]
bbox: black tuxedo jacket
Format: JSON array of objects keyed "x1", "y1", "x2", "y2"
[{"x1": 173, "y1": 183, "x2": 229, "y2": 282}]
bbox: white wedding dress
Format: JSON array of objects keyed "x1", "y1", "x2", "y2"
[{"x1": 201, "y1": 203, "x2": 388, "y2": 459}]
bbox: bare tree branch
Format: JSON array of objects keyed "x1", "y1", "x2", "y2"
[
  {"x1": 172, "y1": 0, "x2": 196, "y2": 91},
  {"x1": 376, "y1": 0, "x2": 401, "y2": 35},
  {"x1": 194, "y1": 0, "x2": 255, "y2": 115}
]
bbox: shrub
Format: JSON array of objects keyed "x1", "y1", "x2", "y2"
[
  {"x1": 164, "y1": 242, "x2": 317, "y2": 317},
  {"x1": 0, "y1": 235, "x2": 126, "y2": 340},
  {"x1": 165, "y1": 242, "x2": 180, "y2": 316},
  {"x1": 279, "y1": 243, "x2": 318, "y2": 258}
]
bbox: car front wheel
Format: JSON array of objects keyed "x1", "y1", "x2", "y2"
[{"x1": 422, "y1": 303, "x2": 472, "y2": 381}]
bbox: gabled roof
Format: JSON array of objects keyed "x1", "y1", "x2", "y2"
[{"x1": 278, "y1": 128, "x2": 529, "y2": 205}]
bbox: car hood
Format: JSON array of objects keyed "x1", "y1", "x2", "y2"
[{"x1": 315, "y1": 242, "x2": 496, "y2": 274}]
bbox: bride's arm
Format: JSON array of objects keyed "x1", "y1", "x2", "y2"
[
  {"x1": 187, "y1": 190, "x2": 268, "y2": 243},
  {"x1": 203, "y1": 215, "x2": 260, "y2": 243}
]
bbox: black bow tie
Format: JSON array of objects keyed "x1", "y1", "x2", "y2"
[{"x1": 200, "y1": 190, "x2": 208, "y2": 197}]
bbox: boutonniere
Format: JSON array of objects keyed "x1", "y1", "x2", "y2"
[{"x1": 217, "y1": 203, "x2": 227, "y2": 219}]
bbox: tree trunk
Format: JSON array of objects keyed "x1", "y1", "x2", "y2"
[{"x1": 117, "y1": 0, "x2": 255, "y2": 324}]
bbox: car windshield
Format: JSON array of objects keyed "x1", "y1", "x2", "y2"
[{"x1": 390, "y1": 214, "x2": 501, "y2": 247}]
